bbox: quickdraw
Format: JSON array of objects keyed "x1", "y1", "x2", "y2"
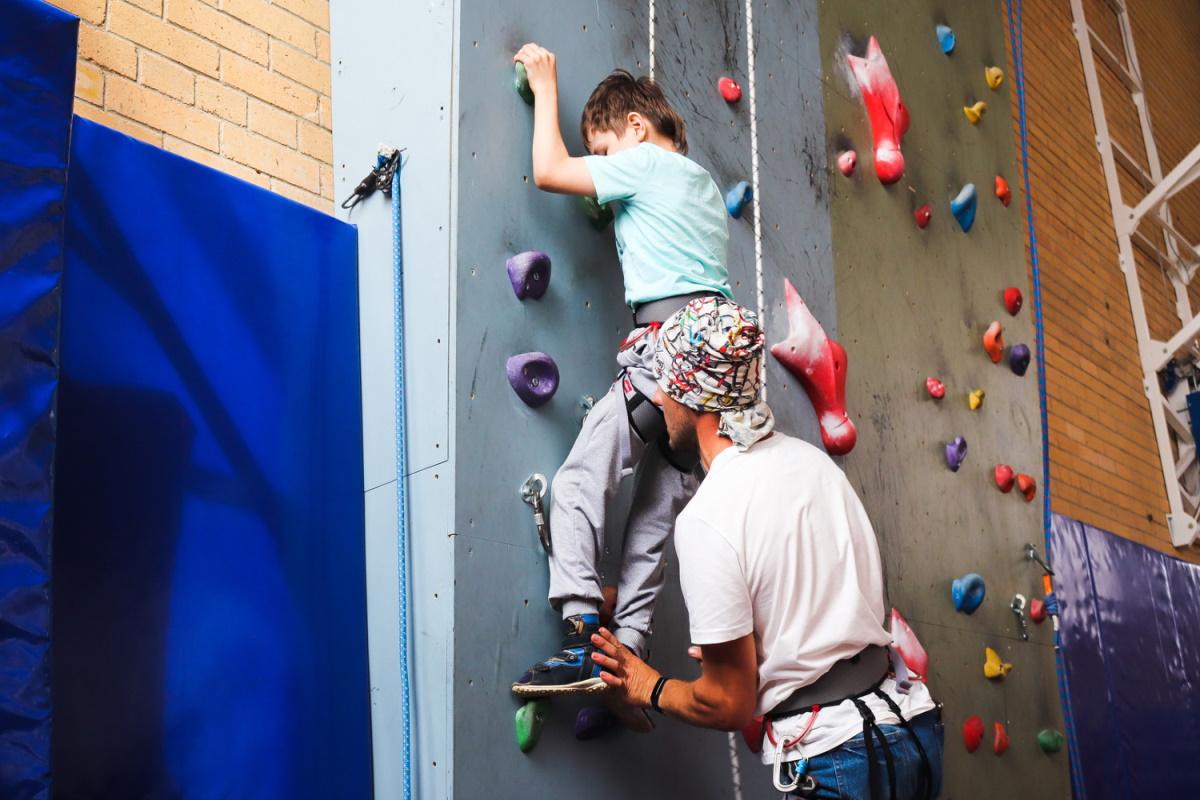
[{"x1": 341, "y1": 147, "x2": 404, "y2": 211}]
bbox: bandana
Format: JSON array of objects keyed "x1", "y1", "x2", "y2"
[{"x1": 654, "y1": 297, "x2": 775, "y2": 449}]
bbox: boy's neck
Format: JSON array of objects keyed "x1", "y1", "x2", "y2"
[{"x1": 645, "y1": 131, "x2": 677, "y2": 153}]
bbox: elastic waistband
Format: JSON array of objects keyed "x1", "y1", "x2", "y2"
[
  {"x1": 768, "y1": 645, "x2": 890, "y2": 720},
  {"x1": 632, "y1": 291, "x2": 721, "y2": 326}
]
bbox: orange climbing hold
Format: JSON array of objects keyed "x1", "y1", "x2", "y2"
[
  {"x1": 984, "y1": 646, "x2": 1013, "y2": 679},
  {"x1": 995, "y1": 464, "x2": 1015, "y2": 493},
  {"x1": 963, "y1": 101, "x2": 987, "y2": 124},
  {"x1": 1017, "y1": 473, "x2": 1037, "y2": 502},
  {"x1": 995, "y1": 175, "x2": 1011, "y2": 206},
  {"x1": 994, "y1": 722, "x2": 1010, "y2": 755},
  {"x1": 984, "y1": 321, "x2": 1004, "y2": 363},
  {"x1": 968, "y1": 389, "x2": 985, "y2": 411}
]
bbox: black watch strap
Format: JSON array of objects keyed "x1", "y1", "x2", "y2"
[{"x1": 650, "y1": 676, "x2": 670, "y2": 713}]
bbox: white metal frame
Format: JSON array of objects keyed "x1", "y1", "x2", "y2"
[{"x1": 1070, "y1": 0, "x2": 1200, "y2": 546}]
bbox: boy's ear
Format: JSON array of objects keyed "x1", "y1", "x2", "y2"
[{"x1": 627, "y1": 111, "x2": 648, "y2": 141}]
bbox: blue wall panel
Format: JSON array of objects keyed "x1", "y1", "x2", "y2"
[
  {"x1": 53, "y1": 119, "x2": 371, "y2": 799},
  {"x1": 0, "y1": 1, "x2": 77, "y2": 796}
]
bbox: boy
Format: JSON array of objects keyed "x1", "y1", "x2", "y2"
[{"x1": 509, "y1": 43, "x2": 734, "y2": 706}]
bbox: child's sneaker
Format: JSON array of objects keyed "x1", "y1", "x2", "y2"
[{"x1": 511, "y1": 614, "x2": 608, "y2": 698}]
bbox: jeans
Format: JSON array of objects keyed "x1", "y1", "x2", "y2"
[{"x1": 782, "y1": 709, "x2": 944, "y2": 799}]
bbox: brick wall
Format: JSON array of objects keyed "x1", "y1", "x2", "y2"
[
  {"x1": 1009, "y1": 0, "x2": 1200, "y2": 562},
  {"x1": 51, "y1": 0, "x2": 333, "y2": 211}
]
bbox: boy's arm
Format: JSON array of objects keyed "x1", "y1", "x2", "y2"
[{"x1": 515, "y1": 43, "x2": 596, "y2": 196}]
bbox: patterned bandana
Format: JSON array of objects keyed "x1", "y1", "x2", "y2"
[{"x1": 654, "y1": 297, "x2": 775, "y2": 449}]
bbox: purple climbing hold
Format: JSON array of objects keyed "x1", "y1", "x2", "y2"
[
  {"x1": 506, "y1": 352, "x2": 560, "y2": 407},
  {"x1": 575, "y1": 705, "x2": 612, "y2": 741},
  {"x1": 945, "y1": 436, "x2": 968, "y2": 471},
  {"x1": 1009, "y1": 343, "x2": 1031, "y2": 376},
  {"x1": 506, "y1": 251, "x2": 551, "y2": 300}
]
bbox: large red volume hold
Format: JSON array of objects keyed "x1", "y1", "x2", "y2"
[
  {"x1": 890, "y1": 608, "x2": 928, "y2": 680},
  {"x1": 771, "y1": 279, "x2": 857, "y2": 455},
  {"x1": 963, "y1": 716, "x2": 984, "y2": 753},
  {"x1": 847, "y1": 37, "x2": 909, "y2": 185}
]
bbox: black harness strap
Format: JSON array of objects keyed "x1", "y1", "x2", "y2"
[
  {"x1": 850, "y1": 697, "x2": 897, "y2": 800},
  {"x1": 873, "y1": 689, "x2": 934, "y2": 800}
]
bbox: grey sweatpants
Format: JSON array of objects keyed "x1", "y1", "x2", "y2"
[{"x1": 547, "y1": 326, "x2": 699, "y2": 655}]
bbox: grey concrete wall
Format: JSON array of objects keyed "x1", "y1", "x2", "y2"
[{"x1": 819, "y1": 2, "x2": 1070, "y2": 797}]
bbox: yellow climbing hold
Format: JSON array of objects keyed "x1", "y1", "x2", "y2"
[
  {"x1": 985, "y1": 66, "x2": 1005, "y2": 90},
  {"x1": 968, "y1": 389, "x2": 985, "y2": 411},
  {"x1": 984, "y1": 646, "x2": 1013, "y2": 679},
  {"x1": 963, "y1": 101, "x2": 987, "y2": 124}
]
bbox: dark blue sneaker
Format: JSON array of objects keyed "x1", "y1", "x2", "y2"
[{"x1": 511, "y1": 614, "x2": 607, "y2": 698}]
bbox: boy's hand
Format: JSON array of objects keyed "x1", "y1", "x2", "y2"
[{"x1": 514, "y1": 43, "x2": 558, "y2": 97}]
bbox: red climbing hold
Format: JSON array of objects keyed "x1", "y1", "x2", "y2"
[
  {"x1": 771, "y1": 278, "x2": 857, "y2": 455},
  {"x1": 848, "y1": 37, "x2": 909, "y2": 185},
  {"x1": 984, "y1": 321, "x2": 1005, "y2": 363},
  {"x1": 1017, "y1": 473, "x2": 1037, "y2": 502},
  {"x1": 926, "y1": 376, "x2": 945, "y2": 399},
  {"x1": 994, "y1": 722, "x2": 1010, "y2": 755},
  {"x1": 995, "y1": 464, "x2": 1015, "y2": 493},
  {"x1": 1004, "y1": 286, "x2": 1023, "y2": 315},
  {"x1": 995, "y1": 175, "x2": 1012, "y2": 206},
  {"x1": 963, "y1": 716, "x2": 984, "y2": 754},
  {"x1": 837, "y1": 150, "x2": 857, "y2": 177},
  {"x1": 891, "y1": 608, "x2": 928, "y2": 680},
  {"x1": 1030, "y1": 597, "x2": 1047, "y2": 623},
  {"x1": 914, "y1": 204, "x2": 932, "y2": 228},
  {"x1": 718, "y1": 76, "x2": 742, "y2": 103}
]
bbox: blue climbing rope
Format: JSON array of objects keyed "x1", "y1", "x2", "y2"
[
  {"x1": 391, "y1": 154, "x2": 414, "y2": 800},
  {"x1": 1005, "y1": 1, "x2": 1086, "y2": 795}
]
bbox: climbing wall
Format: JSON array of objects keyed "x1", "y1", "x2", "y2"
[{"x1": 818, "y1": 2, "x2": 1070, "y2": 797}]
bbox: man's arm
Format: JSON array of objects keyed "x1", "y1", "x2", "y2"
[
  {"x1": 591, "y1": 628, "x2": 758, "y2": 731},
  {"x1": 514, "y1": 43, "x2": 595, "y2": 196}
]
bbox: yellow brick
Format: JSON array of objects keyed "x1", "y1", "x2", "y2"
[
  {"x1": 163, "y1": 134, "x2": 270, "y2": 188},
  {"x1": 75, "y1": 100, "x2": 163, "y2": 148},
  {"x1": 222, "y1": 52, "x2": 317, "y2": 117},
  {"x1": 318, "y1": 93, "x2": 332, "y2": 130},
  {"x1": 106, "y1": 75, "x2": 219, "y2": 151},
  {"x1": 197, "y1": 78, "x2": 247, "y2": 124},
  {"x1": 270, "y1": 40, "x2": 330, "y2": 95},
  {"x1": 75, "y1": 60, "x2": 104, "y2": 105},
  {"x1": 125, "y1": 0, "x2": 163, "y2": 14},
  {"x1": 140, "y1": 52, "x2": 195, "y2": 103},
  {"x1": 249, "y1": 99, "x2": 297, "y2": 146},
  {"x1": 221, "y1": 123, "x2": 319, "y2": 192},
  {"x1": 47, "y1": 0, "x2": 105, "y2": 24},
  {"x1": 223, "y1": 0, "x2": 317, "y2": 55},
  {"x1": 316, "y1": 30, "x2": 330, "y2": 63},
  {"x1": 78, "y1": 25, "x2": 138, "y2": 78},
  {"x1": 167, "y1": 0, "x2": 269, "y2": 65},
  {"x1": 272, "y1": 0, "x2": 329, "y2": 30},
  {"x1": 298, "y1": 120, "x2": 331, "y2": 161},
  {"x1": 109, "y1": 1, "x2": 219, "y2": 77},
  {"x1": 319, "y1": 163, "x2": 334, "y2": 199},
  {"x1": 270, "y1": 177, "x2": 331, "y2": 213}
]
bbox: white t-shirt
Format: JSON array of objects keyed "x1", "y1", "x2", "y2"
[{"x1": 674, "y1": 433, "x2": 935, "y2": 762}]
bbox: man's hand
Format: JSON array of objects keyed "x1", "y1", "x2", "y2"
[
  {"x1": 590, "y1": 627, "x2": 661, "y2": 708},
  {"x1": 514, "y1": 43, "x2": 558, "y2": 98}
]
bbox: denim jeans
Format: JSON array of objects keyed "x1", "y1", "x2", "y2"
[{"x1": 782, "y1": 709, "x2": 944, "y2": 799}]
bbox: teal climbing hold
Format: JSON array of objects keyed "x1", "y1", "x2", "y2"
[
  {"x1": 951, "y1": 184, "x2": 977, "y2": 232},
  {"x1": 725, "y1": 180, "x2": 753, "y2": 219},
  {"x1": 579, "y1": 196, "x2": 613, "y2": 230},
  {"x1": 936, "y1": 24, "x2": 956, "y2": 54},
  {"x1": 514, "y1": 62, "x2": 534, "y2": 105},
  {"x1": 516, "y1": 700, "x2": 548, "y2": 753}
]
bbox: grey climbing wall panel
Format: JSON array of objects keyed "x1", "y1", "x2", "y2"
[{"x1": 818, "y1": 2, "x2": 1070, "y2": 797}]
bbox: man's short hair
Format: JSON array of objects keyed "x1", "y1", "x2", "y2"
[{"x1": 580, "y1": 69, "x2": 688, "y2": 154}]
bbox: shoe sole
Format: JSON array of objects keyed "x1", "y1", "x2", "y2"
[{"x1": 510, "y1": 677, "x2": 608, "y2": 698}]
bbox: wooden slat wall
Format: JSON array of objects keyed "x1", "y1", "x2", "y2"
[{"x1": 1006, "y1": 0, "x2": 1200, "y2": 562}]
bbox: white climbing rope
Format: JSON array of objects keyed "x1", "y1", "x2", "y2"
[
  {"x1": 648, "y1": 0, "x2": 656, "y2": 78},
  {"x1": 744, "y1": 0, "x2": 765, "y2": 401},
  {"x1": 727, "y1": 730, "x2": 744, "y2": 800}
]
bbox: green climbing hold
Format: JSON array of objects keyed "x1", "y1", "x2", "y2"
[
  {"x1": 1037, "y1": 728, "x2": 1065, "y2": 753},
  {"x1": 515, "y1": 700, "x2": 548, "y2": 753},
  {"x1": 579, "y1": 196, "x2": 614, "y2": 231},
  {"x1": 514, "y1": 62, "x2": 534, "y2": 105}
]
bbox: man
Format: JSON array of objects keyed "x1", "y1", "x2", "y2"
[{"x1": 591, "y1": 297, "x2": 943, "y2": 799}]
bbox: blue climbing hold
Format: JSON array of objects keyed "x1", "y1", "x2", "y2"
[
  {"x1": 952, "y1": 573, "x2": 987, "y2": 614},
  {"x1": 725, "y1": 180, "x2": 753, "y2": 219},
  {"x1": 936, "y1": 24, "x2": 956, "y2": 54},
  {"x1": 951, "y1": 184, "x2": 977, "y2": 232}
]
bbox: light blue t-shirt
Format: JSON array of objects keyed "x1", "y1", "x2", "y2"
[{"x1": 584, "y1": 143, "x2": 732, "y2": 308}]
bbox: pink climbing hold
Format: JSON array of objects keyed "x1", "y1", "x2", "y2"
[
  {"x1": 994, "y1": 722, "x2": 1010, "y2": 755},
  {"x1": 963, "y1": 716, "x2": 985, "y2": 753},
  {"x1": 1004, "y1": 286, "x2": 1023, "y2": 315},
  {"x1": 984, "y1": 321, "x2": 1005, "y2": 363},
  {"x1": 1017, "y1": 473, "x2": 1037, "y2": 502},
  {"x1": 995, "y1": 464, "x2": 1015, "y2": 493},
  {"x1": 926, "y1": 376, "x2": 945, "y2": 399},
  {"x1": 891, "y1": 608, "x2": 928, "y2": 680},
  {"x1": 847, "y1": 36, "x2": 909, "y2": 185},
  {"x1": 995, "y1": 175, "x2": 1012, "y2": 206},
  {"x1": 771, "y1": 278, "x2": 857, "y2": 455},
  {"x1": 837, "y1": 150, "x2": 858, "y2": 176},
  {"x1": 718, "y1": 76, "x2": 742, "y2": 103},
  {"x1": 914, "y1": 204, "x2": 932, "y2": 228}
]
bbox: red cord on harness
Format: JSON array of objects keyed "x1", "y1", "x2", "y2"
[{"x1": 765, "y1": 705, "x2": 821, "y2": 749}]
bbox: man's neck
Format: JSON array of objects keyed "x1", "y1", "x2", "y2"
[{"x1": 697, "y1": 413, "x2": 734, "y2": 471}]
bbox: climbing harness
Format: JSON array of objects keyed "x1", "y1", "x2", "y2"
[
  {"x1": 520, "y1": 473, "x2": 551, "y2": 552},
  {"x1": 341, "y1": 147, "x2": 404, "y2": 211},
  {"x1": 768, "y1": 705, "x2": 819, "y2": 793}
]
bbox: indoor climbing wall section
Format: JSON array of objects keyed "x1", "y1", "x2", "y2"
[{"x1": 818, "y1": 2, "x2": 1070, "y2": 797}]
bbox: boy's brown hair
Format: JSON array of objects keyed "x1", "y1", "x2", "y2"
[{"x1": 580, "y1": 69, "x2": 688, "y2": 154}]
